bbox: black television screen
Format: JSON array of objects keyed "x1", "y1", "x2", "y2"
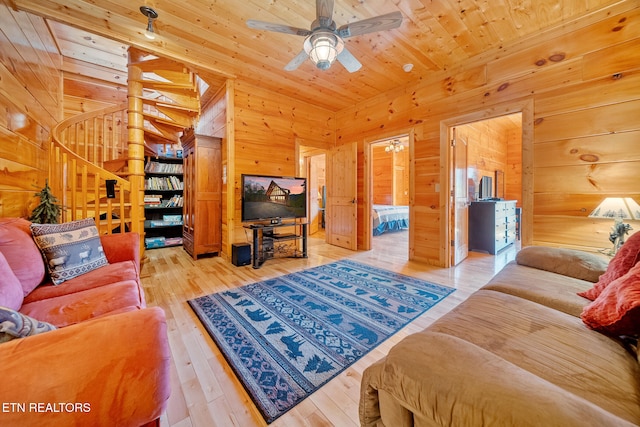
[
  {"x1": 241, "y1": 174, "x2": 307, "y2": 223},
  {"x1": 479, "y1": 175, "x2": 493, "y2": 200}
]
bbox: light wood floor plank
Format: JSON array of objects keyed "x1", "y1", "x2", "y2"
[{"x1": 143, "y1": 230, "x2": 518, "y2": 427}]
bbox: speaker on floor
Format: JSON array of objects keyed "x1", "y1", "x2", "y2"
[{"x1": 231, "y1": 243, "x2": 251, "y2": 266}]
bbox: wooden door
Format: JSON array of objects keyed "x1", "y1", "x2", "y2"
[
  {"x1": 308, "y1": 156, "x2": 320, "y2": 235},
  {"x1": 194, "y1": 137, "x2": 222, "y2": 255},
  {"x1": 327, "y1": 142, "x2": 357, "y2": 250},
  {"x1": 452, "y1": 128, "x2": 469, "y2": 265}
]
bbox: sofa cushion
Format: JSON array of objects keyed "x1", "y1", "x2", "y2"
[
  {"x1": 579, "y1": 231, "x2": 640, "y2": 301},
  {"x1": 23, "y1": 260, "x2": 140, "y2": 304},
  {"x1": 0, "y1": 306, "x2": 56, "y2": 343},
  {"x1": 581, "y1": 261, "x2": 640, "y2": 336},
  {"x1": 19, "y1": 280, "x2": 145, "y2": 327},
  {"x1": 0, "y1": 252, "x2": 24, "y2": 310},
  {"x1": 515, "y1": 246, "x2": 609, "y2": 283},
  {"x1": 30, "y1": 218, "x2": 108, "y2": 285},
  {"x1": 482, "y1": 261, "x2": 593, "y2": 317},
  {"x1": 416, "y1": 290, "x2": 640, "y2": 424},
  {"x1": 0, "y1": 218, "x2": 45, "y2": 295}
]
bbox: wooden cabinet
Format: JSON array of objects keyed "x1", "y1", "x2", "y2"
[
  {"x1": 180, "y1": 129, "x2": 222, "y2": 259},
  {"x1": 468, "y1": 200, "x2": 517, "y2": 255}
]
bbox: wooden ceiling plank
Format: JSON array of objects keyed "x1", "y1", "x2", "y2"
[
  {"x1": 11, "y1": 0, "x2": 631, "y2": 112},
  {"x1": 57, "y1": 38, "x2": 127, "y2": 70},
  {"x1": 62, "y1": 56, "x2": 127, "y2": 86},
  {"x1": 0, "y1": 6, "x2": 61, "y2": 106},
  {"x1": 48, "y1": 20, "x2": 128, "y2": 59}
]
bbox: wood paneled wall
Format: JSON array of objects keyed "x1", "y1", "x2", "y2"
[
  {"x1": 336, "y1": 2, "x2": 640, "y2": 265},
  {"x1": 372, "y1": 146, "x2": 393, "y2": 205},
  {"x1": 0, "y1": 5, "x2": 62, "y2": 218},
  {"x1": 231, "y1": 80, "x2": 334, "y2": 243},
  {"x1": 372, "y1": 145, "x2": 409, "y2": 205},
  {"x1": 458, "y1": 115, "x2": 522, "y2": 203}
]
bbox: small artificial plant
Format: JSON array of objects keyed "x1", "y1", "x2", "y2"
[{"x1": 29, "y1": 180, "x2": 61, "y2": 224}]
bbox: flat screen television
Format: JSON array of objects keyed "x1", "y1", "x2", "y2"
[
  {"x1": 479, "y1": 175, "x2": 493, "y2": 200},
  {"x1": 241, "y1": 174, "x2": 307, "y2": 223}
]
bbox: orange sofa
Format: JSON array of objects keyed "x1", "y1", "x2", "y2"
[{"x1": 0, "y1": 218, "x2": 170, "y2": 427}]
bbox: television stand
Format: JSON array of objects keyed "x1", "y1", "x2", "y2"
[{"x1": 244, "y1": 221, "x2": 308, "y2": 268}]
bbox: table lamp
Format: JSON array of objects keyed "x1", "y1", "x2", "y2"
[{"x1": 589, "y1": 197, "x2": 640, "y2": 254}]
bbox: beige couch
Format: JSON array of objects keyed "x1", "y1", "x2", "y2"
[{"x1": 360, "y1": 246, "x2": 640, "y2": 427}]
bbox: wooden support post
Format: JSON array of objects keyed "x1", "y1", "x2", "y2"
[{"x1": 128, "y1": 48, "x2": 147, "y2": 255}]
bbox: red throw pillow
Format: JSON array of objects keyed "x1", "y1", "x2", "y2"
[
  {"x1": 578, "y1": 231, "x2": 640, "y2": 301},
  {"x1": 580, "y1": 261, "x2": 640, "y2": 336},
  {"x1": 0, "y1": 252, "x2": 24, "y2": 310},
  {"x1": 0, "y1": 218, "x2": 45, "y2": 296}
]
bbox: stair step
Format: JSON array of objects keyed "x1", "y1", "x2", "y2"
[
  {"x1": 129, "y1": 57, "x2": 190, "y2": 73},
  {"x1": 143, "y1": 113, "x2": 190, "y2": 130},
  {"x1": 143, "y1": 98, "x2": 199, "y2": 114},
  {"x1": 103, "y1": 158, "x2": 128, "y2": 173},
  {"x1": 140, "y1": 81, "x2": 197, "y2": 94},
  {"x1": 155, "y1": 105, "x2": 197, "y2": 126},
  {"x1": 144, "y1": 128, "x2": 181, "y2": 145},
  {"x1": 149, "y1": 70, "x2": 194, "y2": 86}
]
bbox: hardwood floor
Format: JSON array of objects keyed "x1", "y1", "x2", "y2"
[{"x1": 142, "y1": 231, "x2": 519, "y2": 427}]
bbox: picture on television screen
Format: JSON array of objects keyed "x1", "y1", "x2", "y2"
[{"x1": 241, "y1": 174, "x2": 307, "y2": 222}]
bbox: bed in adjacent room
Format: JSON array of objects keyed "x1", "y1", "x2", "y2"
[{"x1": 372, "y1": 204, "x2": 409, "y2": 236}]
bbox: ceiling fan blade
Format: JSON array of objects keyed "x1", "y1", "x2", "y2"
[
  {"x1": 336, "y1": 47, "x2": 362, "y2": 73},
  {"x1": 246, "y1": 19, "x2": 311, "y2": 37},
  {"x1": 316, "y1": 0, "x2": 335, "y2": 25},
  {"x1": 337, "y1": 11, "x2": 403, "y2": 38},
  {"x1": 284, "y1": 50, "x2": 309, "y2": 71}
]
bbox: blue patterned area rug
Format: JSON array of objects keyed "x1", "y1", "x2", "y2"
[{"x1": 188, "y1": 259, "x2": 455, "y2": 423}]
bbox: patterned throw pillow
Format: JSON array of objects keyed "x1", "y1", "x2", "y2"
[
  {"x1": 30, "y1": 218, "x2": 109, "y2": 285},
  {"x1": 0, "y1": 306, "x2": 56, "y2": 343}
]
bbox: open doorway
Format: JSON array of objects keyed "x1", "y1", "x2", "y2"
[
  {"x1": 297, "y1": 144, "x2": 327, "y2": 239},
  {"x1": 449, "y1": 112, "x2": 523, "y2": 265},
  {"x1": 369, "y1": 136, "x2": 410, "y2": 260}
]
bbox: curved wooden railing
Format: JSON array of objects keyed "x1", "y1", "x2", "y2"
[
  {"x1": 55, "y1": 103, "x2": 129, "y2": 167},
  {"x1": 50, "y1": 104, "x2": 142, "y2": 236}
]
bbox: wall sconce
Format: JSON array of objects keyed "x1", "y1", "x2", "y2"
[
  {"x1": 589, "y1": 197, "x2": 640, "y2": 254},
  {"x1": 140, "y1": 6, "x2": 158, "y2": 40}
]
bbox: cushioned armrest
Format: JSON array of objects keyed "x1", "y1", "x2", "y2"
[
  {"x1": 516, "y1": 246, "x2": 609, "y2": 282},
  {"x1": 100, "y1": 232, "x2": 140, "y2": 269},
  {"x1": 365, "y1": 332, "x2": 635, "y2": 427},
  {"x1": 0, "y1": 307, "x2": 170, "y2": 427}
]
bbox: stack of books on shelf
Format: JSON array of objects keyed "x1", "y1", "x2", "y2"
[
  {"x1": 144, "y1": 194, "x2": 162, "y2": 205},
  {"x1": 164, "y1": 237, "x2": 183, "y2": 246},
  {"x1": 145, "y1": 176, "x2": 183, "y2": 191},
  {"x1": 164, "y1": 194, "x2": 183, "y2": 207},
  {"x1": 148, "y1": 215, "x2": 183, "y2": 227},
  {"x1": 144, "y1": 236, "x2": 183, "y2": 248},
  {"x1": 144, "y1": 236, "x2": 165, "y2": 248},
  {"x1": 145, "y1": 161, "x2": 184, "y2": 174}
]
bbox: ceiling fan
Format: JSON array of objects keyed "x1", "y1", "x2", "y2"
[{"x1": 246, "y1": 0, "x2": 403, "y2": 73}]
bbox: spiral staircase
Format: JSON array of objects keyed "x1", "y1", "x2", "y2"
[{"x1": 49, "y1": 48, "x2": 201, "y2": 251}]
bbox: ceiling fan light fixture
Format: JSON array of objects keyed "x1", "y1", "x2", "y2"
[
  {"x1": 385, "y1": 139, "x2": 405, "y2": 153},
  {"x1": 140, "y1": 6, "x2": 158, "y2": 40},
  {"x1": 305, "y1": 32, "x2": 344, "y2": 71}
]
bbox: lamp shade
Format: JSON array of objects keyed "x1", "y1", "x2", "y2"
[{"x1": 589, "y1": 197, "x2": 640, "y2": 220}]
